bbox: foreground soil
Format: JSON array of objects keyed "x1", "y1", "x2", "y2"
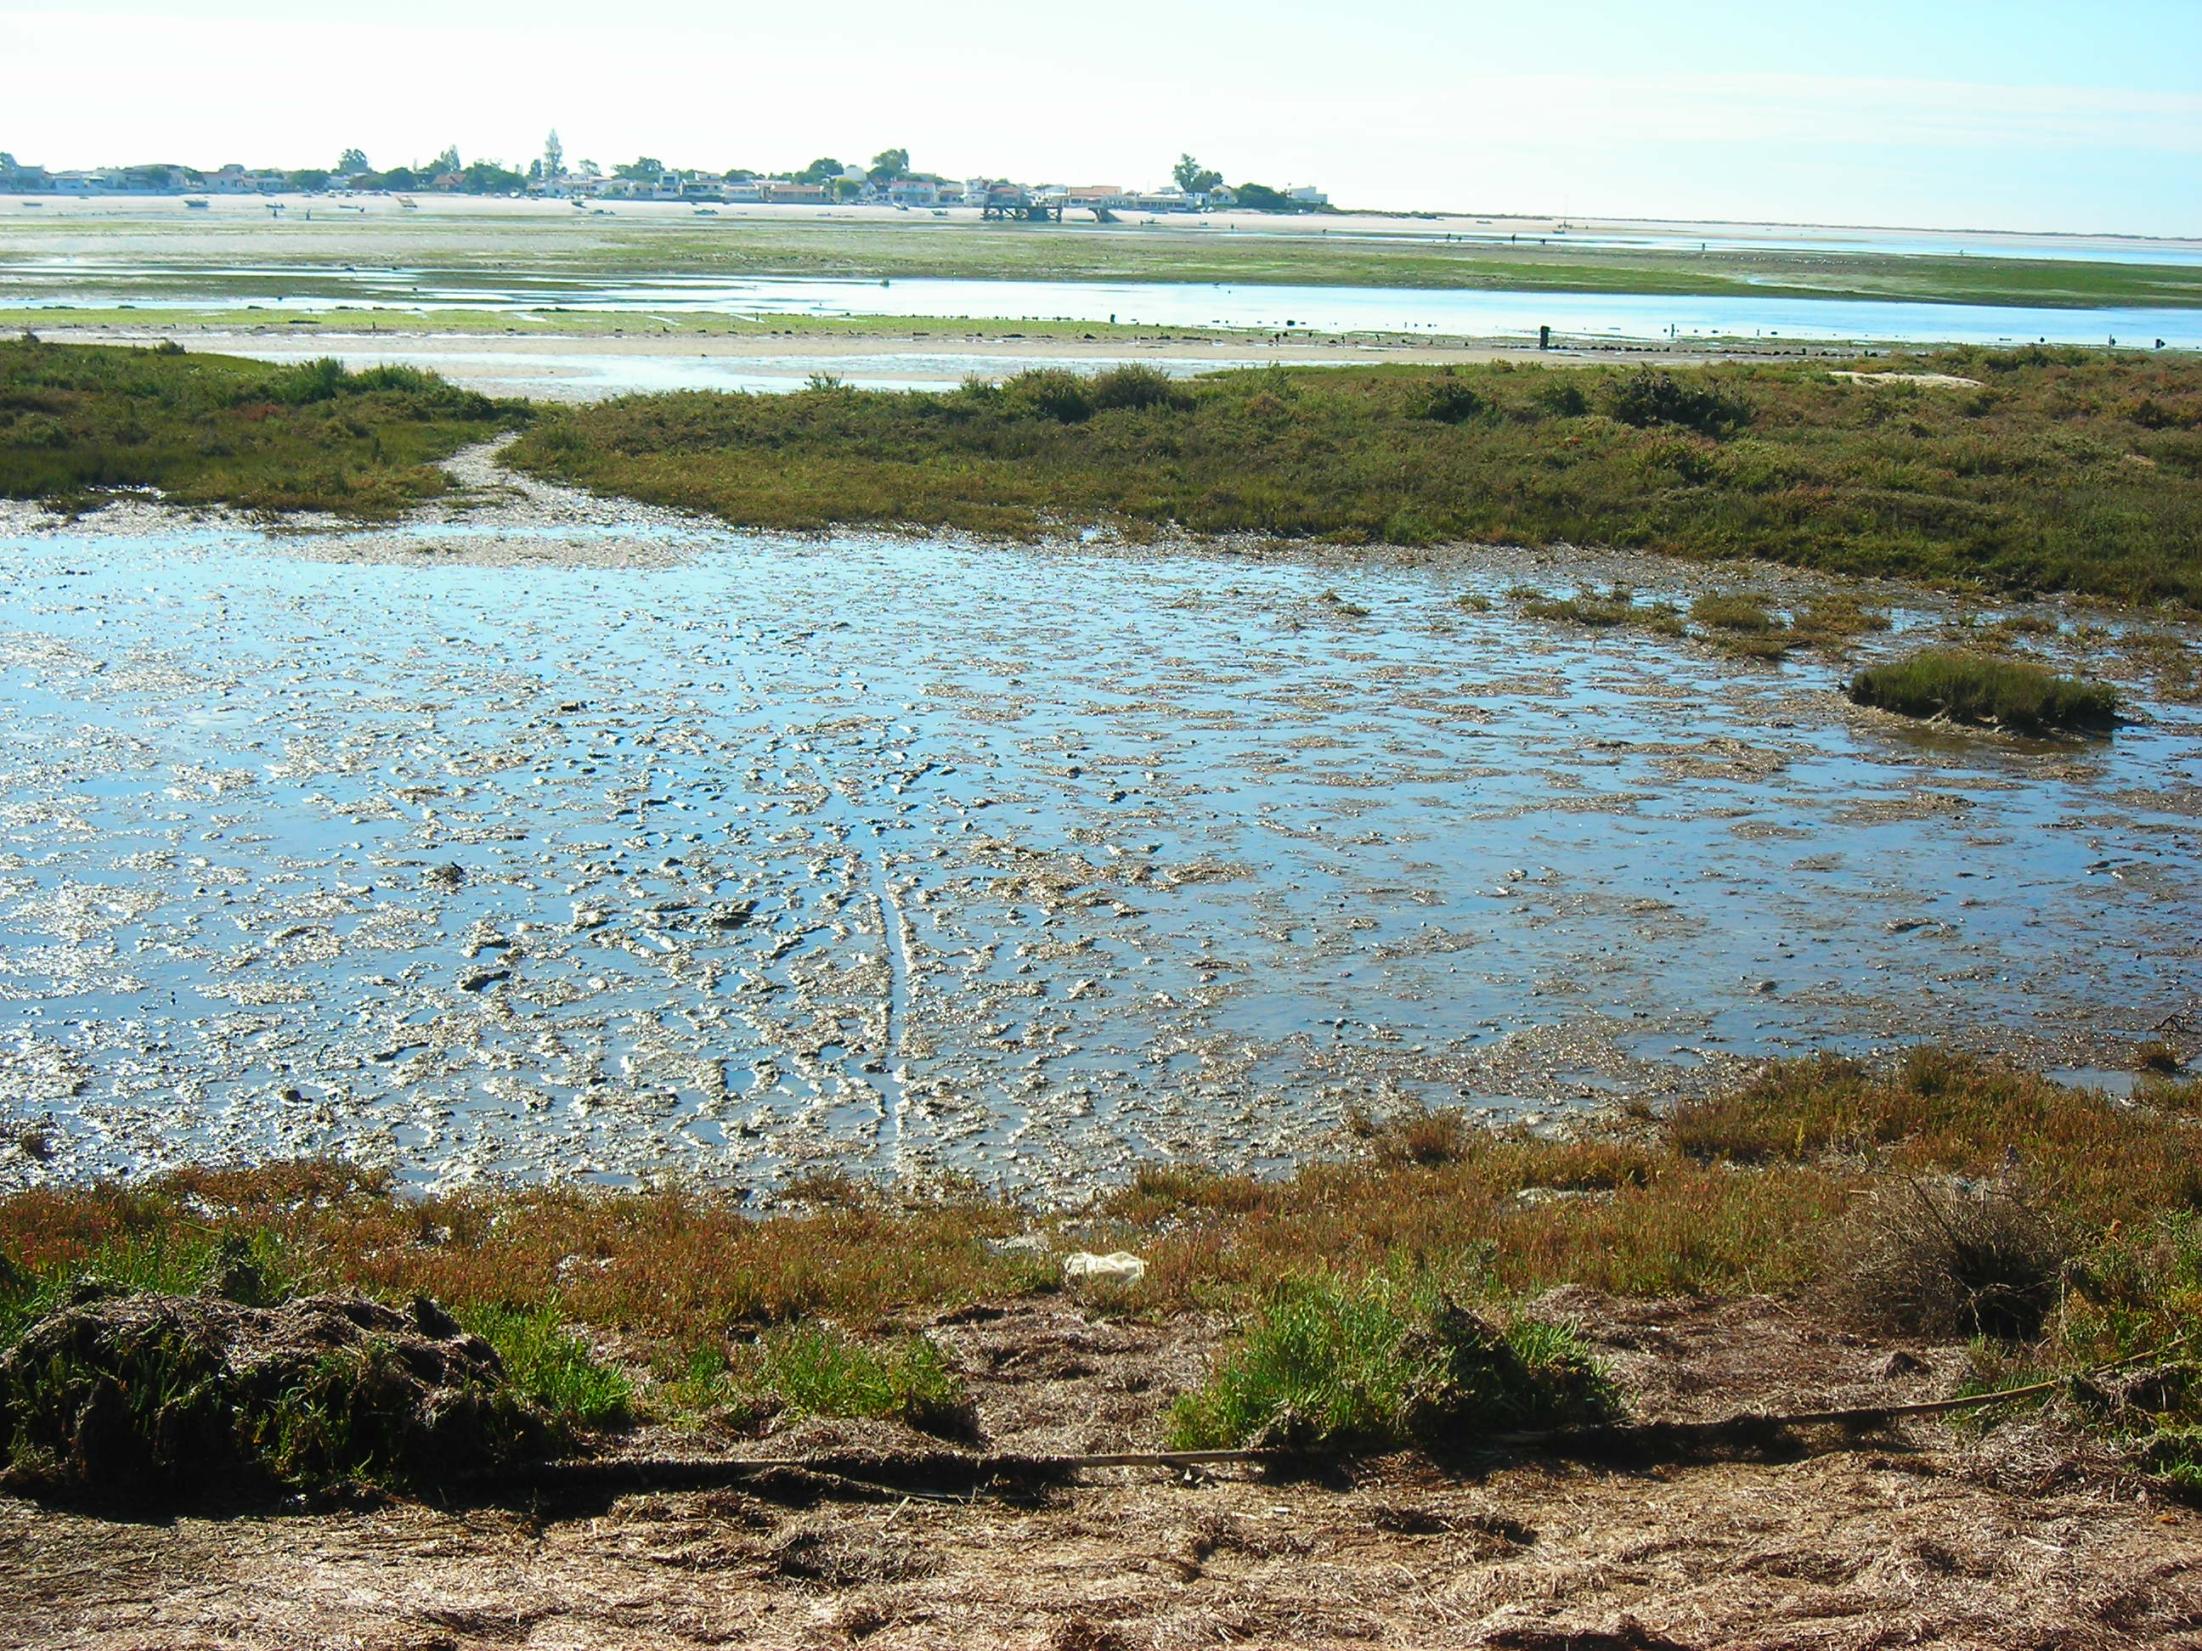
[{"x1": 6, "y1": 1292, "x2": 2195, "y2": 1651}]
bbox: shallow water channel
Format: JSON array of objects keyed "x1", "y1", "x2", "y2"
[
  {"x1": 1, "y1": 488, "x2": 2197, "y2": 1194},
  {"x1": 11, "y1": 265, "x2": 2202, "y2": 350}
]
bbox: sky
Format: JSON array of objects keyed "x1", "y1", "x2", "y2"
[{"x1": 4, "y1": 0, "x2": 2198, "y2": 236}]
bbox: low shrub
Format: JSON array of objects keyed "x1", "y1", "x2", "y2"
[
  {"x1": 0, "y1": 339, "x2": 514, "y2": 516},
  {"x1": 1536, "y1": 377, "x2": 1590, "y2": 416},
  {"x1": 1839, "y1": 1180, "x2": 2067, "y2": 1340},
  {"x1": 1001, "y1": 368, "x2": 1094, "y2": 423},
  {"x1": 267, "y1": 356, "x2": 349, "y2": 406},
  {"x1": 1087, "y1": 364, "x2": 1191, "y2": 414},
  {"x1": 1416, "y1": 377, "x2": 1486, "y2": 424},
  {"x1": 1607, "y1": 368, "x2": 1751, "y2": 437},
  {"x1": 495, "y1": 351, "x2": 2202, "y2": 608}
]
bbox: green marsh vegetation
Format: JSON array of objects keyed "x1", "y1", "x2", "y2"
[
  {"x1": 1848, "y1": 648, "x2": 2121, "y2": 733},
  {"x1": 1509, "y1": 583, "x2": 1896, "y2": 660},
  {"x1": 0, "y1": 337, "x2": 518, "y2": 515},
  {"x1": 512, "y1": 348, "x2": 2202, "y2": 609},
  {"x1": 11, "y1": 340, "x2": 2201, "y2": 614}
]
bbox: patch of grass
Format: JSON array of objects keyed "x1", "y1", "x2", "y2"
[
  {"x1": 458, "y1": 1303, "x2": 634, "y2": 1429},
  {"x1": 1689, "y1": 591, "x2": 1800, "y2": 658},
  {"x1": 1789, "y1": 592, "x2": 1892, "y2": 648},
  {"x1": 1669, "y1": 1048, "x2": 2202, "y2": 1224},
  {"x1": 1520, "y1": 587, "x2": 1639, "y2": 628},
  {"x1": 1690, "y1": 591, "x2": 1782, "y2": 632},
  {"x1": 1348, "y1": 1104, "x2": 1475, "y2": 1168},
  {"x1": 0, "y1": 1225, "x2": 313, "y2": 1349},
  {"x1": 1848, "y1": 648, "x2": 2120, "y2": 733},
  {"x1": 756, "y1": 1324, "x2": 972, "y2": 1437},
  {"x1": 1163, "y1": 1270, "x2": 1616, "y2": 1451},
  {"x1": 0, "y1": 338, "x2": 519, "y2": 515},
  {"x1": 508, "y1": 349, "x2": 2202, "y2": 609},
  {"x1": 1518, "y1": 585, "x2": 1687, "y2": 639},
  {"x1": 2140, "y1": 1428, "x2": 2202, "y2": 1494}
]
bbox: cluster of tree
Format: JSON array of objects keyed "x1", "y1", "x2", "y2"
[
  {"x1": 328, "y1": 145, "x2": 525, "y2": 193},
  {"x1": 581, "y1": 146, "x2": 931, "y2": 199},
  {"x1": 1174, "y1": 155, "x2": 1324, "y2": 212},
  {"x1": 1172, "y1": 154, "x2": 1224, "y2": 194},
  {"x1": 1233, "y1": 182, "x2": 1318, "y2": 213}
]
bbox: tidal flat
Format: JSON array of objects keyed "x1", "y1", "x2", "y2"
[
  {"x1": 6, "y1": 196, "x2": 2201, "y2": 312},
  {"x1": 1, "y1": 441, "x2": 2195, "y2": 1196}
]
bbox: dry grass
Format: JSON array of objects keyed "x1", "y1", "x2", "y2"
[
  {"x1": 4, "y1": 1049, "x2": 2196, "y2": 1494},
  {"x1": 6, "y1": 1050, "x2": 2191, "y2": 1354}
]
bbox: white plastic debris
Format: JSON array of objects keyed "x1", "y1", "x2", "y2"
[{"x1": 1062, "y1": 1250, "x2": 1147, "y2": 1284}]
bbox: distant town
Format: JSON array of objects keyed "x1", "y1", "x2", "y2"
[{"x1": 0, "y1": 138, "x2": 1330, "y2": 219}]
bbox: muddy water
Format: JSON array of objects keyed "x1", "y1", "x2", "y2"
[{"x1": 1, "y1": 475, "x2": 2197, "y2": 1195}]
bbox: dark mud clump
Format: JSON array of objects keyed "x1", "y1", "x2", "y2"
[{"x1": 0, "y1": 1292, "x2": 549, "y2": 1507}]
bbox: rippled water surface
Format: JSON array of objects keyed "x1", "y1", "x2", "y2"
[{"x1": 2, "y1": 490, "x2": 2197, "y2": 1192}]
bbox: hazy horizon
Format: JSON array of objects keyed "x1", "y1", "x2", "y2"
[{"x1": 3, "y1": 0, "x2": 2199, "y2": 240}]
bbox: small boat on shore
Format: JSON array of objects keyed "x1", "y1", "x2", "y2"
[{"x1": 183, "y1": 197, "x2": 210, "y2": 210}]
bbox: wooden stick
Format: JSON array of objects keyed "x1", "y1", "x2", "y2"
[{"x1": 472, "y1": 1347, "x2": 2194, "y2": 1498}]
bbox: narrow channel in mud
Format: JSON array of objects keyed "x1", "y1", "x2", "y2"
[{"x1": 1, "y1": 466, "x2": 2196, "y2": 1195}]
